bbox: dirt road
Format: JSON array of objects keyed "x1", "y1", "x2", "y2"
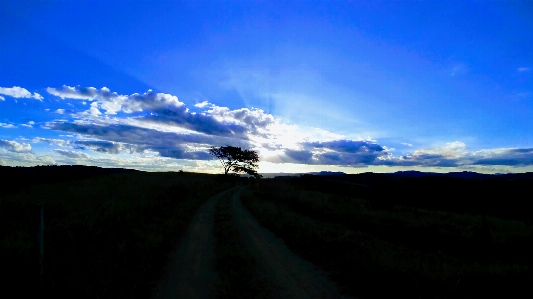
[
  {"x1": 152, "y1": 187, "x2": 353, "y2": 299},
  {"x1": 230, "y1": 188, "x2": 353, "y2": 299},
  {"x1": 151, "y1": 188, "x2": 235, "y2": 299}
]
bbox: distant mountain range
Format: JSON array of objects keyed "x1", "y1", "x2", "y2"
[
  {"x1": 2, "y1": 164, "x2": 532, "y2": 181},
  {"x1": 261, "y1": 170, "x2": 533, "y2": 180}
]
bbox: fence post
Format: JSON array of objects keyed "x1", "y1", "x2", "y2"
[
  {"x1": 141, "y1": 194, "x2": 145, "y2": 213},
  {"x1": 38, "y1": 204, "x2": 44, "y2": 288},
  {"x1": 140, "y1": 193, "x2": 145, "y2": 222},
  {"x1": 110, "y1": 192, "x2": 115, "y2": 219}
]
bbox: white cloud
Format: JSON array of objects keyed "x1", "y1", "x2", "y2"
[
  {"x1": 410, "y1": 141, "x2": 467, "y2": 158},
  {"x1": 88, "y1": 104, "x2": 102, "y2": 116},
  {"x1": 469, "y1": 148, "x2": 533, "y2": 166},
  {"x1": 40, "y1": 86, "x2": 533, "y2": 170},
  {"x1": 387, "y1": 141, "x2": 469, "y2": 167},
  {"x1": 194, "y1": 101, "x2": 211, "y2": 108},
  {"x1": 47, "y1": 86, "x2": 111, "y2": 100},
  {"x1": 20, "y1": 121, "x2": 35, "y2": 128},
  {"x1": 0, "y1": 86, "x2": 32, "y2": 98},
  {"x1": 0, "y1": 96, "x2": 4, "y2": 101},
  {"x1": 53, "y1": 149, "x2": 90, "y2": 159},
  {"x1": 32, "y1": 137, "x2": 72, "y2": 147},
  {"x1": 265, "y1": 139, "x2": 390, "y2": 166},
  {"x1": 74, "y1": 140, "x2": 123, "y2": 154},
  {"x1": 46, "y1": 86, "x2": 282, "y2": 140},
  {"x1": 518, "y1": 67, "x2": 530, "y2": 72},
  {"x1": 46, "y1": 121, "x2": 235, "y2": 160},
  {"x1": 33, "y1": 92, "x2": 44, "y2": 101},
  {"x1": 0, "y1": 139, "x2": 32, "y2": 153},
  {"x1": 0, "y1": 122, "x2": 16, "y2": 128},
  {"x1": 0, "y1": 86, "x2": 43, "y2": 101},
  {"x1": 0, "y1": 149, "x2": 57, "y2": 166},
  {"x1": 47, "y1": 86, "x2": 185, "y2": 115},
  {"x1": 74, "y1": 102, "x2": 102, "y2": 117},
  {"x1": 39, "y1": 155, "x2": 57, "y2": 165},
  {"x1": 380, "y1": 142, "x2": 533, "y2": 168},
  {"x1": 43, "y1": 86, "x2": 373, "y2": 167},
  {"x1": 205, "y1": 103, "x2": 276, "y2": 137}
]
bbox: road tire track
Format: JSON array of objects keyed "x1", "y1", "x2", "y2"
[
  {"x1": 151, "y1": 188, "x2": 235, "y2": 299},
  {"x1": 230, "y1": 187, "x2": 354, "y2": 299}
]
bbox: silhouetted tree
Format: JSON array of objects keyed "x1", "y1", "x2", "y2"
[{"x1": 209, "y1": 145, "x2": 261, "y2": 178}]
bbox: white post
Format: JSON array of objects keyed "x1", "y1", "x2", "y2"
[
  {"x1": 38, "y1": 204, "x2": 44, "y2": 287},
  {"x1": 141, "y1": 193, "x2": 145, "y2": 220},
  {"x1": 110, "y1": 192, "x2": 115, "y2": 219}
]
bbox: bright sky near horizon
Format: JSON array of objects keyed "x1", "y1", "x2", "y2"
[{"x1": 1, "y1": 0, "x2": 532, "y2": 174}]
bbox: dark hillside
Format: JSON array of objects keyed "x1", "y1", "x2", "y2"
[
  {"x1": 284, "y1": 172, "x2": 533, "y2": 223},
  {"x1": 243, "y1": 174, "x2": 532, "y2": 298},
  {"x1": 0, "y1": 168, "x2": 231, "y2": 298},
  {"x1": 0, "y1": 165, "x2": 137, "y2": 196}
]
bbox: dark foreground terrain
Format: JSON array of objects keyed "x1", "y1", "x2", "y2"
[
  {"x1": 0, "y1": 165, "x2": 232, "y2": 298},
  {"x1": 241, "y1": 172, "x2": 532, "y2": 298},
  {"x1": 1, "y1": 166, "x2": 531, "y2": 298}
]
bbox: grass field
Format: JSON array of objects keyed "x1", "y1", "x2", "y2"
[
  {"x1": 0, "y1": 171, "x2": 231, "y2": 298},
  {"x1": 2, "y1": 168, "x2": 531, "y2": 298},
  {"x1": 241, "y1": 178, "x2": 532, "y2": 299}
]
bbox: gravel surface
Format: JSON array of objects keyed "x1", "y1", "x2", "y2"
[
  {"x1": 151, "y1": 188, "x2": 234, "y2": 299},
  {"x1": 152, "y1": 186, "x2": 355, "y2": 299},
  {"x1": 230, "y1": 188, "x2": 355, "y2": 299}
]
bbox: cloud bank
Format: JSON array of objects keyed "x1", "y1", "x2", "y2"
[
  {"x1": 38, "y1": 86, "x2": 533, "y2": 169},
  {"x1": 0, "y1": 140, "x2": 32, "y2": 153},
  {"x1": 2, "y1": 85, "x2": 533, "y2": 172}
]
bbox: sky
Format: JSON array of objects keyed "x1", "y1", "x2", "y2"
[{"x1": 1, "y1": 0, "x2": 532, "y2": 174}]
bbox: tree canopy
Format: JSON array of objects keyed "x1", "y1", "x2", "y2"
[{"x1": 209, "y1": 145, "x2": 261, "y2": 177}]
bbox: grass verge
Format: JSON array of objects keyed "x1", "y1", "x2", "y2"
[
  {"x1": 241, "y1": 182, "x2": 532, "y2": 299},
  {"x1": 0, "y1": 171, "x2": 231, "y2": 299}
]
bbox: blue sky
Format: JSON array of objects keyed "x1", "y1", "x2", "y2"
[{"x1": 1, "y1": 0, "x2": 532, "y2": 174}]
